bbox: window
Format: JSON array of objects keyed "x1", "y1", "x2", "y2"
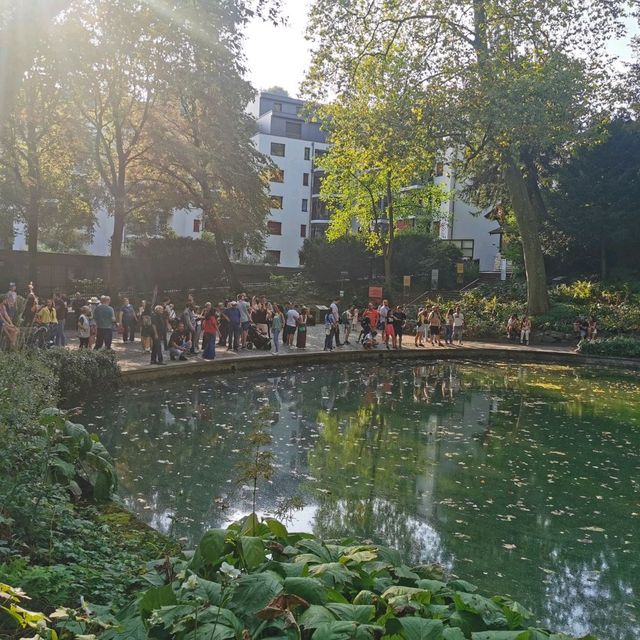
[
  {"x1": 270, "y1": 142, "x2": 285, "y2": 157},
  {"x1": 285, "y1": 121, "x2": 302, "y2": 138},
  {"x1": 270, "y1": 195, "x2": 283, "y2": 209},
  {"x1": 435, "y1": 162, "x2": 444, "y2": 177},
  {"x1": 300, "y1": 224, "x2": 307, "y2": 238},
  {"x1": 269, "y1": 168, "x2": 284, "y2": 183},
  {"x1": 447, "y1": 239, "x2": 474, "y2": 259},
  {"x1": 267, "y1": 221, "x2": 282, "y2": 235},
  {"x1": 302, "y1": 173, "x2": 309, "y2": 186},
  {"x1": 301, "y1": 198, "x2": 308, "y2": 212},
  {"x1": 304, "y1": 147, "x2": 311, "y2": 160},
  {"x1": 193, "y1": 219, "x2": 201, "y2": 233},
  {"x1": 273, "y1": 102, "x2": 282, "y2": 112},
  {"x1": 266, "y1": 250, "x2": 281, "y2": 265}
]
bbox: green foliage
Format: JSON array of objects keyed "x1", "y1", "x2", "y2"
[
  {"x1": 35, "y1": 347, "x2": 120, "y2": 404},
  {"x1": 578, "y1": 336, "x2": 640, "y2": 359},
  {"x1": 88, "y1": 514, "x2": 588, "y2": 640},
  {"x1": 300, "y1": 237, "x2": 371, "y2": 285},
  {"x1": 0, "y1": 581, "x2": 58, "y2": 640}
]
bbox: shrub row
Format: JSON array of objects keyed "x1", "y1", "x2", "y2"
[{"x1": 577, "y1": 335, "x2": 640, "y2": 358}]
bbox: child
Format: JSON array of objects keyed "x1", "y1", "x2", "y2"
[
  {"x1": 363, "y1": 329, "x2": 378, "y2": 350},
  {"x1": 77, "y1": 306, "x2": 91, "y2": 349}
]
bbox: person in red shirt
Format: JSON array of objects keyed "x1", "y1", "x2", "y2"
[{"x1": 202, "y1": 308, "x2": 219, "y2": 360}]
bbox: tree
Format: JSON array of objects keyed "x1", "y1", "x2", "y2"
[
  {"x1": 62, "y1": 0, "x2": 169, "y2": 291},
  {"x1": 545, "y1": 118, "x2": 640, "y2": 279},
  {"x1": 312, "y1": 46, "x2": 446, "y2": 292},
  {"x1": 145, "y1": 0, "x2": 271, "y2": 292},
  {"x1": 299, "y1": 236, "x2": 371, "y2": 287},
  {"x1": 0, "y1": 53, "x2": 93, "y2": 281},
  {"x1": 306, "y1": 0, "x2": 633, "y2": 313}
]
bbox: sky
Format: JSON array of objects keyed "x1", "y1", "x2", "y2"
[{"x1": 243, "y1": 1, "x2": 638, "y2": 99}]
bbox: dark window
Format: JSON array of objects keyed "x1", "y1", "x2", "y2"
[
  {"x1": 270, "y1": 195, "x2": 283, "y2": 209},
  {"x1": 302, "y1": 173, "x2": 309, "y2": 186},
  {"x1": 315, "y1": 149, "x2": 327, "y2": 158},
  {"x1": 285, "y1": 121, "x2": 302, "y2": 139},
  {"x1": 266, "y1": 250, "x2": 281, "y2": 265},
  {"x1": 435, "y1": 162, "x2": 444, "y2": 177},
  {"x1": 193, "y1": 219, "x2": 201, "y2": 233},
  {"x1": 270, "y1": 142, "x2": 285, "y2": 157},
  {"x1": 304, "y1": 147, "x2": 311, "y2": 160},
  {"x1": 273, "y1": 102, "x2": 282, "y2": 112},
  {"x1": 300, "y1": 224, "x2": 307, "y2": 238},
  {"x1": 447, "y1": 239, "x2": 474, "y2": 259},
  {"x1": 301, "y1": 198, "x2": 308, "y2": 212},
  {"x1": 267, "y1": 221, "x2": 282, "y2": 235},
  {"x1": 270, "y1": 168, "x2": 284, "y2": 183}
]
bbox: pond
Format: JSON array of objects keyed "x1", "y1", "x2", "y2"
[{"x1": 81, "y1": 360, "x2": 640, "y2": 640}]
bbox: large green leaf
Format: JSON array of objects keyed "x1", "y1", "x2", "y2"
[
  {"x1": 381, "y1": 586, "x2": 431, "y2": 604},
  {"x1": 442, "y1": 629, "x2": 466, "y2": 640},
  {"x1": 455, "y1": 592, "x2": 508, "y2": 627},
  {"x1": 298, "y1": 539, "x2": 335, "y2": 563},
  {"x1": 284, "y1": 577, "x2": 328, "y2": 605},
  {"x1": 398, "y1": 617, "x2": 444, "y2": 640},
  {"x1": 470, "y1": 632, "x2": 528, "y2": 640},
  {"x1": 325, "y1": 604, "x2": 375, "y2": 623},
  {"x1": 240, "y1": 536, "x2": 266, "y2": 569},
  {"x1": 492, "y1": 597, "x2": 534, "y2": 630},
  {"x1": 265, "y1": 518, "x2": 289, "y2": 540},
  {"x1": 183, "y1": 622, "x2": 237, "y2": 640},
  {"x1": 232, "y1": 571, "x2": 283, "y2": 614},
  {"x1": 193, "y1": 529, "x2": 228, "y2": 569},
  {"x1": 299, "y1": 605, "x2": 338, "y2": 629},
  {"x1": 309, "y1": 562, "x2": 357, "y2": 586},
  {"x1": 311, "y1": 621, "x2": 358, "y2": 640},
  {"x1": 192, "y1": 578, "x2": 222, "y2": 605},
  {"x1": 138, "y1": 584, "x2": 177, "y2": 617}
]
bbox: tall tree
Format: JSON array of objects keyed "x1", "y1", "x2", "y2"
[
  {"x1": 313, "y1": 46, "x2": 446, "y2": 292},
  {"x1": 306, "y1": 0, "x2": 633, "y2": 313},
  {"x1": 145, "y1": 1, "x2": 271, "y2": 291},
  {"x1": 0, "y1": 53, "x2": 93, "y2": 282},
  {"x1": 62, "y1": 0, "x2": 168, "y2": 291}
]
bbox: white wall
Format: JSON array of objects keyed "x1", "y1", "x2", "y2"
[{"x1": 254, "y1": 133, "x2": 328, "y2": 268}]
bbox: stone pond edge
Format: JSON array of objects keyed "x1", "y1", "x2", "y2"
[{"x1": 118, "y1": 344, "x2": 640, "y2": 383}]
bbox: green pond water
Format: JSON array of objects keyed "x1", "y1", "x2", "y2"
[{"x1": 81, "y1": 360, "x2": 640, "y2": 640}]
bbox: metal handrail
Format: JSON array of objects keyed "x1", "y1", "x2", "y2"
[{"x1": 459, "y1": 278, "x2": 480, "y2": 292}]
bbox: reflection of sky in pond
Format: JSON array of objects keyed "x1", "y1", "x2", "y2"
[{"x1": 80, "y1": 360, "x2": 640, "y2": 640}]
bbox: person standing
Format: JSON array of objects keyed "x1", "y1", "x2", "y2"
[
  {"x1": 377, "y1": 299, "x2": 390, "y2": 330},
  {"x1": 445, "y1": 308, "x2": 455, "y2": 345},
  {"x1": 324, "y1": 308, "x2": 338, "y2": 351},
  {"x1": 53, "y1": 293, "x2": 67, "y2": 347},
  {"x1": 0, "y1": 295, "x2": 19, "y2": 349},
  {"x1": 22, "y1": 286, "x2": 38, "y2": 326},
  {"x1": 119, "y1": 297, "x2": 138, "y2": 343},
  {"x1": 428, "y1": 305, "x2": 443, "y2": 346},
  {"x1": 93, "y1": 296, "x2": 116, "y2": 350},
  {"x1": 77, "y1": 306, "x2": 91, "y2": 349},
  {"x1": 271, "y1": 304, "x2": 284, "y2": 354},
  {"x1": 5, "y1": 283, "x2": 17, "y2": 323},
  {"x1": 415, "y1": 307, "x2": 427, "y2": 347},
  {"x1": 452, "y1": 305, "x2": 465, "y2": 345},
  {"x1": 150, "y1": 305, "x2": 166, "y2": 364},
  {"x1": 330, "y1": 298, "x2": 342, "y2": 346},
  {"x1": 237, "y1": 293, "x2": 251, "y2": 348},
  {"x1": 202, "y1": 307, "x2": 218, "y2": 360},
  {"x1": 224, "y1": 300, "x2": 241, "y2": 351},
  {"x1": 284, "y1": 304, "x2": 300, "y2": 346},
  {"x1": 296, "y1": 306, "x2": 308, "y2": 349},
  {"x1": 392, "y1": 305, "x2": 407, "y2": 349}
]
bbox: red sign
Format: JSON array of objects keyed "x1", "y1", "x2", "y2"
[{"x1": 368, "y1": 286, "x2": 383, "y2": 301}]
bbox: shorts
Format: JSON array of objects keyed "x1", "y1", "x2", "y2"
[
  {"x1": 284, "y1": 325, "x2": 295, "y2": 339},
  {"x1": 241, "y1": 321, "x2": 250, "y2": 331},
  {"x1": 430, "y1": 325, "x2": 440, "y2": 335},
  {"x1": 384, "y1": 324, "x2": 395, "y2": 337},
  {"x1": 417, "y1": 325, "x2": 427, "y2": 336}
]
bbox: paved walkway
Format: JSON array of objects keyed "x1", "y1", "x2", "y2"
[{"x1": 100, "y1": 325, "x2": 577, "y2": 373}]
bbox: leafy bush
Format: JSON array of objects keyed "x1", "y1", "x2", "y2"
[
  {"x1": 80, "y1": 514, "x2": 589, "y2": 640},
  {"x1": 35, "y1": 347, "x2": 120, "y2": 403},
  {"x1": 578, "y1": 336, "x2": 640, "y2": 358}
]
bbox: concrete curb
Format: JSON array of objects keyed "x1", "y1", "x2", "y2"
[{"x1": 119, "y1": 344, "x2": 640, "y2": 383}]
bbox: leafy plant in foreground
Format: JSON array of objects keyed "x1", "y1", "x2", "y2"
[{"x1": 77, "y1": 514, "x2": 596, "y2": 640}]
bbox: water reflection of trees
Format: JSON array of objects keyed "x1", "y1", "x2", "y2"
[{"x1": 82, "y1": 361, "x2": 640, "y2": 639}]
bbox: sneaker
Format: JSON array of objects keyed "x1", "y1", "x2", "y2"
[{"x1": 179, "y1": 355, "x2": 188, "y2": 361}]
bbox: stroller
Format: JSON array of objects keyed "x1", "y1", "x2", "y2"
[
  {"x1": 247, "y1": 323, "x2": 271, "y2": 351},
  {"x1": 25, "y1": 324, "x2": 56, "y2": 349}
]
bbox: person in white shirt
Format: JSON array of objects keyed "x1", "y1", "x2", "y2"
[
  {"x1": 77, "y1": 306, "x2": 91, "y2": 349},
  {"x1": 452, "y1": 305, "x2": 465, "y2": 345},
  {"x1": 284, "y1": 304, "x2": 300, "y2": 346},
  {"x1": 330, "y1": 298, "x2": 342, "y2": 346},
  {"x1": 377, "y1": 300, "x2": 389, "y2": 329}
]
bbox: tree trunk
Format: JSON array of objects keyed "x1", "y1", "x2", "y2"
[
  {"x1": 108, "y1": 197, "x2": 126, "y2": 295},
  {"x1": 502, "y1": 153, "x2": 549, "y2": 314},
  {"x1": 208, "y1": 215, "x2": 243, "y2": 292},
  {"x1": 26, "y1": 206, "x2": 39, "y2": 287},
  {"x1": 384, "y1": 173, "x2": 395, "y2": 295},
  {"x1": 600, "y1": 240, "x2": 607, "y2": 281}
]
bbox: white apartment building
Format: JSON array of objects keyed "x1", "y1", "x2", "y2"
[{"x1": 9, "y1": 90, "x2": 503, "y2": 272}]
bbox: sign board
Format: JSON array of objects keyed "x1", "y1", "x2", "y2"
[
  {"x1": 456, "y1": 262, "x2": 465, "y2": 274},
  {"x1": 368, "y1": 286, "x2": 383, "y2": 301},
  {"x1": 403, "y1": 275, "x2": 411, "y2": 288},
  {"x1": 339, "y1": 290, "x2": 344, "y2": 298},
  {"x1": 431, "y1": 269, "x2": 439, "y2": 290},
  {"x1": 500, "y1": 258, "x2": 507, "y2": 281}
]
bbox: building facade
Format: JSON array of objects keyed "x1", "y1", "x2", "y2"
[{"x1": 9, "y1": 91, "x2": 502, "y2": 273}]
